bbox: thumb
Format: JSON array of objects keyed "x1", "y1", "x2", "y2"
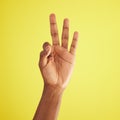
[
  {"x1": 45, "y1": 45, "x2": 51, "y2": 57},
  {"x1": 39, "y1": 45, "x2": 52, "y2": 68}
]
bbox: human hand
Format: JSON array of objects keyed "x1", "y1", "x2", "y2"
[{"x1": 39, "y1": 14, "x2": 79, "y2": 90}]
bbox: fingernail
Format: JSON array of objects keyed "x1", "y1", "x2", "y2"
[
  {"x1": 45, "y1": 46, "x2": 50, "y2": 51},
  {"x1": 45, "y1": 47, "x2": 50, "y2": 55}
]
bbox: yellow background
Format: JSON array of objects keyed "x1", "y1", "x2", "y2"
[{"x1": 0, "y1": 0, "x2": 120, "y2": 120}]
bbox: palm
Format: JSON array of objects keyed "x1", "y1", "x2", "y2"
[
  {"x1": 41, "y1": 46, "x2": 74, "y2": 88},
  {"x1": 39, "y1": 14, "x2": 78, "y2": 88}
]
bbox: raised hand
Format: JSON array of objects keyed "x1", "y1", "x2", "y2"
[{"x1": 39, "y1": 14, "x2": 79, "y2": 89}]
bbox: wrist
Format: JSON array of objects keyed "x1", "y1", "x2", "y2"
[
  {"x1": 43, "y1": 84, "x2": 64, "y2": 97},
  {"x1": 33, "y1": 83, "x2": 64, "y2": 120}
]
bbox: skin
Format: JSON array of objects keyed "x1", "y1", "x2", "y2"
[{"x1": 33, "y1": 14, "x2": 79, "y2": 120}]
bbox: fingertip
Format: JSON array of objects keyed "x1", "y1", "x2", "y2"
[
  {"x1": 74, "y1": 31, "x2": 79, "y2": 35},
  {"x1": 74, "y1": 31, "x2": 79, "y2": 38},
  {"x1": 49, "y1": 13, "x2": 56, "y2": 20},
  {"x1": 63, "y1": 18, "x2": 69, "y2": 27},
  {"x1": 50, "y1": 13, "x2": 55, "y2": 17},
  {"x1": 64, "y1": 18, "x2": 69, "y2": 22}
]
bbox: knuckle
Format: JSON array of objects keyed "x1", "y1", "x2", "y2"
[
  {"x1": 62, "y1": 35, "x2": 69, "y2": 40},
  {"x1": 71, "y1": 44, "x2": 76, "y2": 48},
  {"x1": 51, "y1": 32, "x2": 58, "y2": 37},
  {"x1": 63, "y1": 26, "x2": 69, "y2": 30}
]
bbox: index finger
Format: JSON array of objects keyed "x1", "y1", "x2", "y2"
[{"x1": 49, "y1": 14, "x2": 60, "y2": 46}]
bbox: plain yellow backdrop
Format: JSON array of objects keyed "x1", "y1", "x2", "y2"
[{"x1": 0, "y1": 0, "x2": 120, "y2": 120}]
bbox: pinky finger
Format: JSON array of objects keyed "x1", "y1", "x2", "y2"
[{"x1": 70, "y1": 32, "x2": 79, "y2": 55}]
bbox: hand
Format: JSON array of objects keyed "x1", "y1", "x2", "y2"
[{"x1": 39, "y1": 14, "x2": 79, "y2": 90}]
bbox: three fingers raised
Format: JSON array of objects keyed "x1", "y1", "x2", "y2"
[{"x1": 50, "y1": 14, "x2": 79, "y2": 55}]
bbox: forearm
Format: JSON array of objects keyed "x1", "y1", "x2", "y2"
[{"x1": 33, "y1": 84, "x2": 64, "y2": 120}]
